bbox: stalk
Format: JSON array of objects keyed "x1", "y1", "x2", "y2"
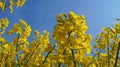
[{"x1": 114, "y1": 42, "x2": 120, "y2": 67}]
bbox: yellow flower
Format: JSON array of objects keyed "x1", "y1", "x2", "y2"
[
  {"x1": 90, "y1": 63, "x2": 96, "y2": 67},
  {"x1": 19, "y1": 0, "x2": 26, "y2": 7},
  {"x1": 69, "y1": 11, "x2": 75, "y2": 19},
  {"x1": 3, "y1": 44, "x2": 11, "y2": 54},
  {"x1": 81, "y1": 14, "x2": 85, "y2": 19},
  {"x1": 9, "y1": 0, "x2": 13, "y2": 13},
  {"x1": 0, "y1": 36, "x2": 6, "y2": 44},
  {"x1": 9, "y1": 0, "x2": 26, "y2": 13},
  {"x1": 17, "y1": 0, "x2": 21, "y2": 7},
  {"x1": 10, "y1": 8, "x2": 13, "y2": 13},
  {"x1": 86, "y1": 48, "x2": 91, "y2": 54},
  {"x1": 12, "y1": 23, "x2": 22, "y2": 34},
  {"x1": 7, "y1": 30, "x2": 14, "y2": 35},
  {"x1": 0, "y1": 18, "x2": 9, "y2": 35},
  {"x1": 101, "y1": 27, "x2": 108, "y2": 32},
  {"x1": 0, "y1": 2, "x2": 5, "y2": 10},
  {"x1": 19, "y1": 19, "x2": 27, "y2": 27},
  {"x1": 22, "y1": 25, "x2": 32, "y2": 37},
  {"x1": 34, "y1": 30, "x2": 40, "y2": 36},
  {"x1": 23, "y1": 47, "x2": 29, "y2": 53}
]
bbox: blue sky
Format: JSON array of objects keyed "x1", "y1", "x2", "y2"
[{"x1": 1, "y1": 0, "x2": 120, "y2": 41}]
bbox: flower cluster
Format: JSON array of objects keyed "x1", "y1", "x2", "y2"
[
  {"x1": 1, "y1": 0, "x2": 120, "y2": 66},
  {"x1": 0, "y1": 19, "x2": 50, "y2": 66},
  {"x1": 0, "y1": 0, "x2": 26, "y2": 13},
  {"x1": 52, "y1": 11, "x2": 92, "y2": 66},
  {"x1": 0, "y1": 18, "x2": 9, "y2": 35},
  {"x1": 93, "y1": 22, "x2": 120, "y2": 67}
]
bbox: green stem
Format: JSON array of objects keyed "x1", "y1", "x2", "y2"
[
  {"x1": 24, "y1": 42, "x2": 40, "y2": 66},
  {"x1": 108, "y1": 46, "x2": 110, "y2": 67},
  {"x1": 107, "y1": 28, "x2": 110, "y2": 67},
  {"x1": 68, "y1": 30, "x2": 76, "y2": 67},
  {"x1": 4, "y1": 56, "x2": 8, "y2": 67},
  {"x1": 58, "y1": 63, "x2": 61, "y2": 67},
  {"x1": 16, "y1": 34, "x2": 20, "y2": 67},
  {"x1": 114, "y1": 42, "x2": 120, "y2": 67},
  {"x1": 21, "y1": 53, "x2": 29, "y2": 65},
  {"x1": 71, "y1": 49, "x2": 76, "y2": 67},
  {"x1": 43, "y1": 44, "x2": 55, "y2": 64},
  {"x1": 21, "y1": 42, "x2": 37, "y2": 64}
]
